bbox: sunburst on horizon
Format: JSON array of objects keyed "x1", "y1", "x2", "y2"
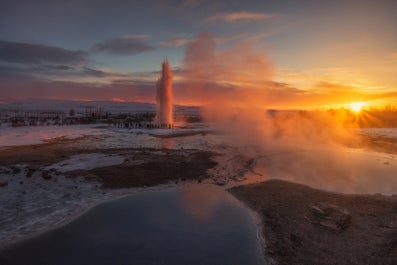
[{"x1": 349, "y1": 102, "x2": 367, "y2": 113}]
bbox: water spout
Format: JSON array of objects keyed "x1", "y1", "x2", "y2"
[{"x1": 154, "y1": 58, "x2": 173, "y2": 127}]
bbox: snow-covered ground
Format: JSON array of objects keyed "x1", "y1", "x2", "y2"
[
  {"x1": 45, "y1": 153, "x2": 125, "y2": 172},
  {"x1": 1, "y1": 124, "x2": 397, "y2": 247},
  {"x1": 0, "y1": 124, "x2": 109, "y2": 147},
  {"x1": 0, "y1": 123, "x2": 214, "y2": 148},
  {"x1": 0, "y1": 162, "x2": 170, "y2": 247},
  {"x1": 0, "y1": 149, "x2": 177, "y2": 247},
  {"x1": 114, "y1": 127, "x2": 214, "y2": 137}
]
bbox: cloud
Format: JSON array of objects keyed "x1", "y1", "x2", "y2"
[
  {"x1": 307, "y1": 81, "x2": 397, "y2": 106},
  {"x1": 0, "y1": 74, "x2": 155, "y2": 103},
  {"x1": 93, "y1": 35, "x2": 155, "y2": 55},
  {"x1": 0, "y1": 62, "x2": 131, "y2": 83},
  {"x1": 81, "y1": 67, "x2": 107, "y2": 78},
  {"x1": 206, "y1": 11, "x2": 278, "y2": 23},
  {"x1": 183, "y1": 0, "x2": 203, "y2": 7},
  {"x1": 160, "y1": 38, "x2": 192, "y2": 47},
  {"x1": 0, "y1": 40, "x2": 87, "y2": 65}
]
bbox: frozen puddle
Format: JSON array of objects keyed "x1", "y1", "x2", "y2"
[{"x1": 46, "y1": 153, "x2": 125, "y2": 172}]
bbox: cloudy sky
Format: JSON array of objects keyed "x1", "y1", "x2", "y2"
[{"x1": 1, "y1": 0, "x2": 396, "y2": 108}]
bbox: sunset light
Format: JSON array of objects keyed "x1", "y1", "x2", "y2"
[
  {"x1": 349, "y1": 102, "x2": 367, "y2": 113},
  {"x1": 0, "y1": 1, "x2": 396, "y2": 265}
]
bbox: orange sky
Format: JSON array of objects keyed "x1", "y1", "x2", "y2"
[{"x1": 0, "y1": 0, "x2": 396, "y2": 110}]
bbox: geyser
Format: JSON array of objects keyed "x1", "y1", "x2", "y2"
[{"x1": 154, "y1": 58, "x2": 173, "y2": 128}]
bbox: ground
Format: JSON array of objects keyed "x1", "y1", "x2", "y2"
[
  {"x1": 1, "y1": 125, "x2": 397, "y2": 264},
  {"x1": 230, "y1": 180, "x2": 397, "y2": 265}
]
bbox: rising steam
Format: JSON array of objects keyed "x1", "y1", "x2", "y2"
[
  {"x1": 180, "y1": 32, "x2": 397, "y2": 194},
  {"x1": 182, "y1": 31, "x2": 358, "y2": 149}
]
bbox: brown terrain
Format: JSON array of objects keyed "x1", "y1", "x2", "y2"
[
  {"x1": 230, "y1": 179, "x2": 397, "y2": 265},
  {"x1": 0, "y1": 138, "x2": 217, "y2": 188},
  {"x1": 87, "y1": 150, "x2": 216, "y2": 188}
]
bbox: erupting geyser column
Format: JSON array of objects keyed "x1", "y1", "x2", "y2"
[{"x1": 154, "y1": 58, "x2": 173, "y2": 128}]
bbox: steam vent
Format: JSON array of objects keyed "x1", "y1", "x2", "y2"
[{"x1": 154, "y1": 58, "x2": 174, "y2": 128}]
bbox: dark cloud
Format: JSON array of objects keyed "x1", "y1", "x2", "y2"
[
  {"x1": 47, "y1": 64, "x2": 74, "y2": 70},
  {"x1": 0, "y1": 40, "x2": 87, "y2": 65},
  {"x1": 93, "y1": 35, "x2": 155, "y2": 55},
  {"x1": 82, "y1": 67, "x2": 107, "y2": 77},
  {"x1": 0, "y1": 76, "x2": 155, "y2": 102},
  {"x1": 0, "y1": 62, "x2": 130, "y2": 81}
]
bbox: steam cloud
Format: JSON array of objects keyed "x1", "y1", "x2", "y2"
[
  {"x1": 182, "y1": 31, "x2": 358, "y2": 149},
  {"x1": 180, "y1": 32, "x2": 397, "y2": 194}
]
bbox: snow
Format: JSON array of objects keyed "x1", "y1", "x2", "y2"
[
  {"x1": 45, "y1": 153, "x2": 125, "y2": 172},
  {"x1": 0, "y1": 124, "x2": 109, "y2": 147},
  {"x1": 0, "y1": 163, "x2": 161, "y2": 246},
  {"x1": 114, "y1": 127, "x2": 214, "y2": 137}
]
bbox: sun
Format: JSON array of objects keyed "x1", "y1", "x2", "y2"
[{"x1": 349, "y1": 102, "x2": 366, "y2": 113}]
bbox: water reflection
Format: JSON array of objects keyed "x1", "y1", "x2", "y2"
[
  {"x1": 255, "y1": 148, "x2": 397, "y2": 194},
  {"x1": 0, "y1": 186, "x2": 265, "y2": 265},
  {"x1": 179, "y1": 184, "x2": 236, "y2": 221},
  {"x1": 159, "y1": 137, "x2": 174, "y2": 149}
]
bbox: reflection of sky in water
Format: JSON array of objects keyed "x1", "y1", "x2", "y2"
[
  {"x1": 255, "y1": 148, "x2": 397, "y2": 195},
  {"x1": 179, "y1": 184, "x2": 239, "y2": 221},
  {"x1": 0, "y1": 186, "x2": 265, "y2": 265},
  {"x1": 159, "y1": 137, "x2": 174, "y2": 149}
]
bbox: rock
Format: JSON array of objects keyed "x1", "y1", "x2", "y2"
[
  {"x1": 214, "y1": 178, "x2": 228, "y2": 186},
  {"x1": 41, "y1": 171, "x2": 51, "y2": 180},
  {"x1": 12, "y1": 167, "x2": 21, "y2": 174},
  {"x1": 305, "y1": 202, "x2": 351, "y2": 233},
  {"x1": 0, "y1": 181, "x2": 8, "y2": 187},
  {"x1": 26, "y1": 168, "x2": 35, "y2": 178}
]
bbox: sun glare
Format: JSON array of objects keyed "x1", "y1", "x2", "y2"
[{"x1": 349, "y1": 102, "x2": 366, "y2": 112}]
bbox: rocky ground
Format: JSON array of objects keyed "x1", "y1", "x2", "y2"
[{"x1": 230, "y1": 179, "x2": 397, "y2": 265}]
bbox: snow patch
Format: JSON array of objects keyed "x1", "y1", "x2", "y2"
[
  {"x1": 0, "y1": 124, "x2": 109, "y2": 147},
  {"x1": 45, "y1": 153, "x2": 125, "y2": 172},
  {"x1": 114, "y1": 127, "x2": 213, "y2": 137}
]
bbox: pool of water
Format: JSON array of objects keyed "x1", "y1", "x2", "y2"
[
  {"x1": 255, "y1": 147, "x2": 397, "y2": 194},
  {"x1": 0, "y1": 184, "x2": 265, "y2": 265}
]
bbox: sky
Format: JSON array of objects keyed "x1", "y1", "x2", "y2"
[{"x1": 1, "y1": 0, "x2": 397, "y2": 109}]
